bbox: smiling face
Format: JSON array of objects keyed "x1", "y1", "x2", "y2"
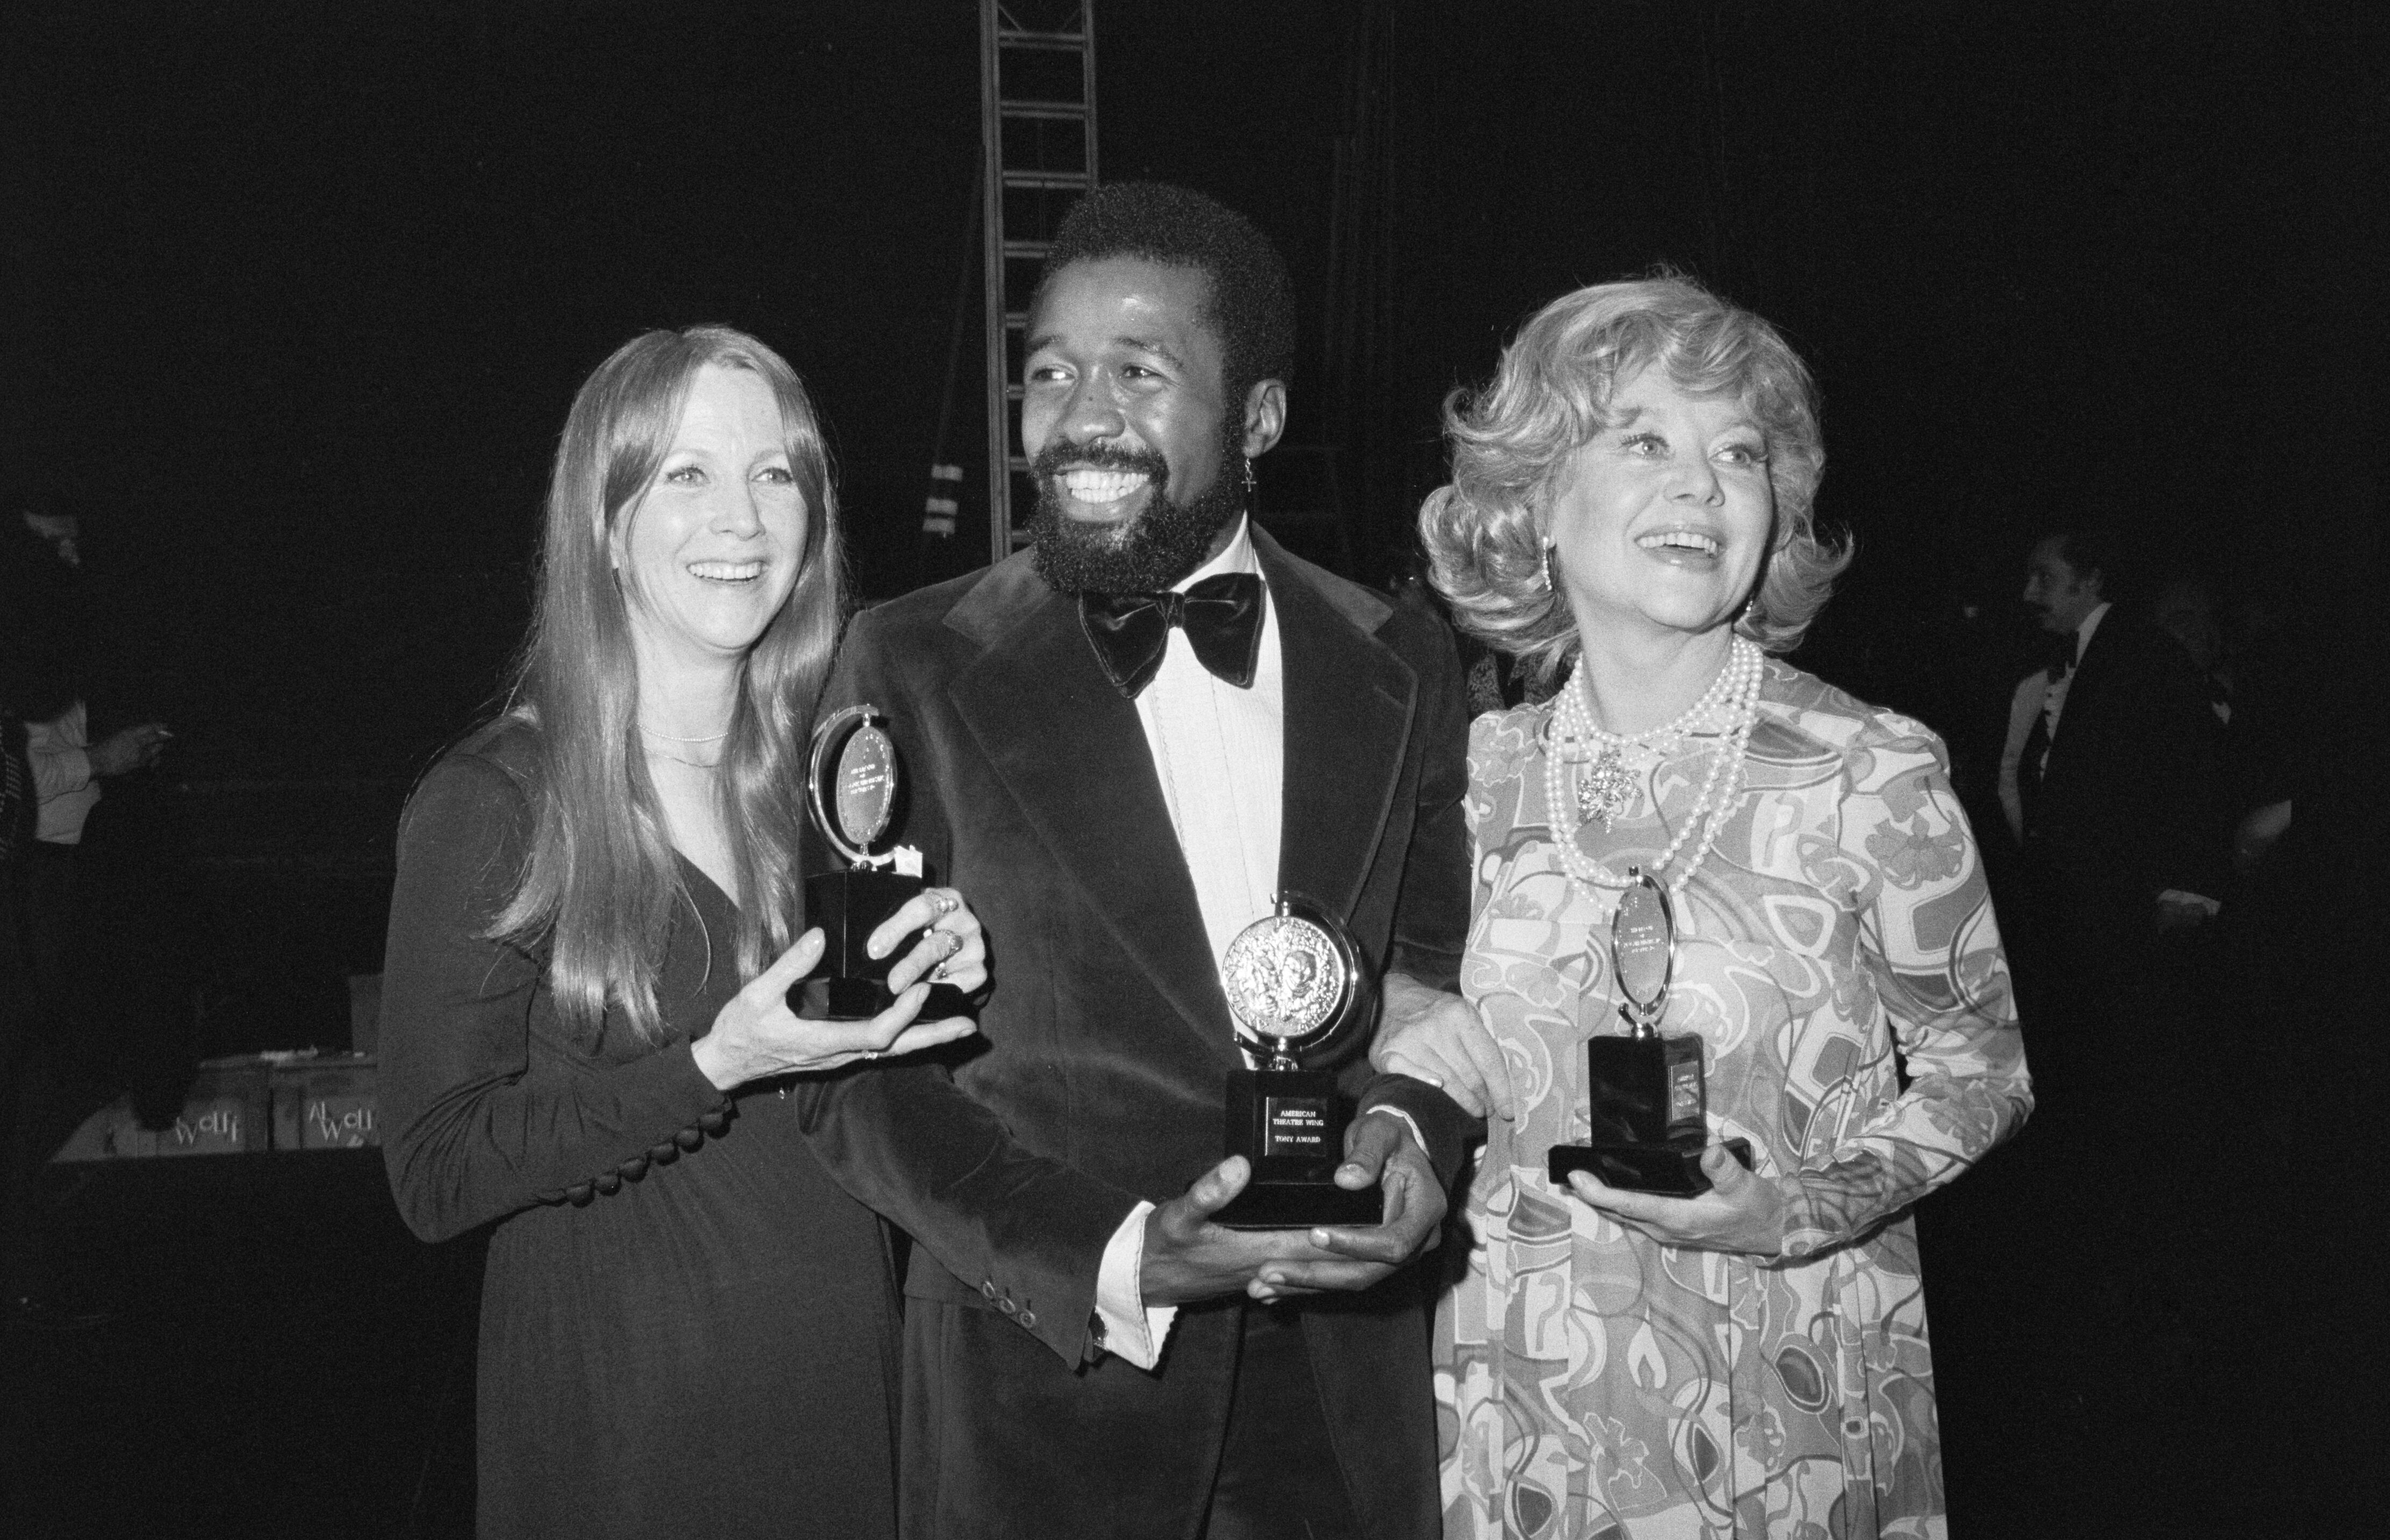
[
  {"x1": 1547, "y1": 366, "x2": 1776, "y2": 646},
  {"x1": 1019, "y1": 256, "x2": 1282, "y2": 593},
  {"x1": 610, "y1": 363, "x2": 809, "y2": 674}
]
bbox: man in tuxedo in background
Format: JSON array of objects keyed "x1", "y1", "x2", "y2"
[
  {"x1": 2007, "y1": 525, "x2": 2227, "y2": 1165},
  {"x1": 800, "y1": 183, "x2": 1473, "y2": 1539},
  {"x1": 2014, "y1": 527, "x2": 2225, "y2": 947}
]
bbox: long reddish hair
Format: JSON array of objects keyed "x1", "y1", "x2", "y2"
[{"x1": 494, "y1": 325, "x2": 845, "y2": 1043}]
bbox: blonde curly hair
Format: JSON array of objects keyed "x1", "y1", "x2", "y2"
[{"x1": 1419, "y1": 275, "x2": 1849, "y2": 683}]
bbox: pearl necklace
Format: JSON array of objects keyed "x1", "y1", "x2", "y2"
[
  {"x1": 1568, "y1": 640, "x2": 1752, "y2": 829},
  {"x1": 1541, "y1": 636, "x2": 1763, "y2": 909}
]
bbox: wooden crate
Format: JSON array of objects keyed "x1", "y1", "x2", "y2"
[
  {"x1": 49, "y1": 1053, "x2": 380, "y2": 1161},
  {"x1": 269, "y1": 1057, "x2": 380, "y2": 1150},
  {"x1": 49, "y1": 1059, "x2": 272, "y2": 1161}
]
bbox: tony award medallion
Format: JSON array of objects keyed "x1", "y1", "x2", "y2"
[
  {"x1": 1547, "y1": 869, "x2": 1752, "y2": 1196},
  {"x1": 794, "y1": 705, "x2": 924, "y2": 1021},
  {"x1": 1212, "y1": 897, "x2": 1379, "y2": 1230}
]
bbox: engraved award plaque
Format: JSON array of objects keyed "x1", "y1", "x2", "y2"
[
  {"x1": 793, "y1": 705, "x2": 924, "y2": 1021},
  {"x1": 1212, "y1": 897, "x2": 1381, "y2": 1230},
  {"x1": 1547, "y1": 869, "x2": 1752, "y2": 1196}
]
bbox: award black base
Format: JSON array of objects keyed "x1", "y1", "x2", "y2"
[
  {"x1": 1213, "y1": 1180, "x2": 1380, "y2": 1230},
  {"x1": 794, "y1": 868, "x2": 923, "y2": 1021},
  {"x1": 1547, "y1": 1136, "x2": 1753, "y2": 1197},
  {"x1": 1213, "y1": 1067, "x2": 1380, "y2": 1230},
  {"x1": 1586, "y1": 1034, "x2": 1705, "y2": 1146},
  {"x1": 1552, "y1": 1034, "x2": 1752, "y2": 1194}
]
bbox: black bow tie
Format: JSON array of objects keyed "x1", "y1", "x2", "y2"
[{"x1": 1080, "y1": 573, "x2": 1266, "y2": 698}]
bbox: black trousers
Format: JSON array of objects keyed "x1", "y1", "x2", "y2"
[
  {"x1": 1203, "y1": 1304, "x2": 1361, "y2": 1540},
  {"x1": 2, "y1": 843, "x2": 99, "y2": 1293}
]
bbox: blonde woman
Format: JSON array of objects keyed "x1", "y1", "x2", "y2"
[
  {"x1": 1384, "y1": 278, "x2": 2030, "y2": 1538},
  {"x1": 380, "y1": 327, "x2": 984, "y2": 1538}
]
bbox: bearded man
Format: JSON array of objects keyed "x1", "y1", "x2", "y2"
[{"x1": 800, "y1": 183, "x2": 1473, "y2": 1538}]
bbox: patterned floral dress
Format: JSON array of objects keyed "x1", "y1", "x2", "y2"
[{"x1": 1436, "y1": 660, "x2": 2031, "y2": 1540}]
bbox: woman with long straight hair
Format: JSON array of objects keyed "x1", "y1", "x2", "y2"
[{"x1": 380, "y1": 325, "x2": 985, "y2": 1538}]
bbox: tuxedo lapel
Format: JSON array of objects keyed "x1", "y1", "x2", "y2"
[
  {"x1": 947, "y1": 576, "x2": 1235, "y2": 1051},
  {"x1": 1259, "y1": 533, "x2": 1416, "y2": 942},
  {"x1": 2060, "y1": 626, "x2": 2111, "y2": 730},
  {"x1": 2050, "y1": 619, "x2": 2130, "y2": 776}
]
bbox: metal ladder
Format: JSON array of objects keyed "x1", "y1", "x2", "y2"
[{"x1": 979, "y1": 0, "x2": 1097, "y2": 565}]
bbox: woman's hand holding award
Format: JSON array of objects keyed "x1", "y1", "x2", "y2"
[
  {"x1": 1212, "y1": 897, "x2": 1381, "y2": 1230},
  {"x1": 794, "y1": 705, "x2": 924, "y2": 1021},
  {"x1": 1547, "y1": 869, "x2": 1752, "y2": 1196}
]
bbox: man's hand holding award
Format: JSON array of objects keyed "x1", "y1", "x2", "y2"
[{"x1": 1141, "y1": 895, "x2": 1450, "y2": 1304}]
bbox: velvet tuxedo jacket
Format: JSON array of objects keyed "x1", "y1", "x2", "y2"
[
  {"x1": 797, "y1": 530, "x2": 1473, "y2": 1539},
  {"x1": 2027, "y1": 607, "x2": 2228, "y2": 909}
]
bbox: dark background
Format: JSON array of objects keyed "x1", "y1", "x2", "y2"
[
  {"x1": 8, "y1": 0, "x2": 2381, "y2": 779},
  {"x1": 8, "y1": 0, "x2": 2382, "y2": 1032},
  {"x1": 3, "y1": 2, "x2": 2384, "y2": 1533}
]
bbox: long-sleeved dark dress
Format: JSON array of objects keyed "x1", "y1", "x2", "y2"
[{"x1": 380, "y1": 720, "x2": 900, "y2": 1538}]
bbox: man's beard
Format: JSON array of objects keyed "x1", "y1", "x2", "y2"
[{"x1": 1026, "y1": 432, "x2": 1246, "y2": 595}]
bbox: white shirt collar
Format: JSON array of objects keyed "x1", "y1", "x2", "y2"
[{"x1": 1171, "y1": 515, "x2": 1259, "y2": 592}]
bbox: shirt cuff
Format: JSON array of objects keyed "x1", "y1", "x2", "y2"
[
  {"x1": 1362, "y1": 1103, "x2": 1428, "y2": 1159},
  {"x1": 1093, "y1": 1199, "x2": 1177, "y2": 1371}
]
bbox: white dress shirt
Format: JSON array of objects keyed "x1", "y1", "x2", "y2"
[
  {"x1": 1091, "y1": 517, "x2": 1283, "y2": 1369},
  {"x1": 1996, "y1": 671, "x2": 2043, "y2": 846},
  {"x1": 2037, "y1": 601, "x2": 2109, "y2": 755},
  {"x1": 1999, "y1": 602, "x2": 2113, "y2": 841}
]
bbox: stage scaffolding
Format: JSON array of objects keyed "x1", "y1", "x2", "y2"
[{"x1": 978, "y1": 1, "x2": 1097, "y2": 565}]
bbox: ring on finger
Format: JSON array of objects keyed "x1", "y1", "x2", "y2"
[{"x1": 930, "y1": 890, "x2": 960, "y2": 916}]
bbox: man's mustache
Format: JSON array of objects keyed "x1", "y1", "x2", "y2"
[{"x1": 1031, "y1": 441, "x2": 1169, "y2": 482}]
